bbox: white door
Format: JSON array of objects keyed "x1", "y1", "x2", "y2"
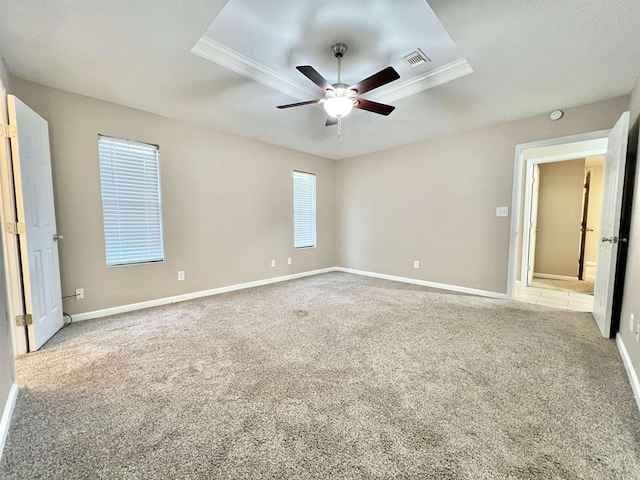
[
  {"x1": 592, "y1": 111, "x2": 630, "y2": 337},
  {"x1": 527, "y1": 164, "x2": 540, "y2": 285},
  {"x1": 7, "y1": 96, "x2": 63, "y2": 351}
]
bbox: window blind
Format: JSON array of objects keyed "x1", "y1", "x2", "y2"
[
  {"x1": 293, "y1": 171, "x2": 316, "y2": 249},
  {"x1": 98, "y1": 135, "x2": 164, "y2": 266}
]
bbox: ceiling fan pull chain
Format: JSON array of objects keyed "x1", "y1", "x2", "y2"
[{"x1": 338, "y1": 117, "x2": 342, "y2": 143}]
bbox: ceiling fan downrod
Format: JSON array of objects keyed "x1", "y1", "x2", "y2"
[{"x1": 332, "y1": 42, "x2": 348, "y2": 85}]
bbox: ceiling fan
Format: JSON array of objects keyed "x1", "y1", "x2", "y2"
[{"x1": 277, "y1": 43, "x2": 400, "y2": 139}]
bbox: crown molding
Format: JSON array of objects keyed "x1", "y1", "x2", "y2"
[
  {"x1": 191, "y1": 37, "x2": 319, "y2": 101},
  {"x1": 369, "y1": 59, "x2": 473, "y2": 103},
  {"x1": 192, "y1": 36, "x2": 473, "y2": 104}
]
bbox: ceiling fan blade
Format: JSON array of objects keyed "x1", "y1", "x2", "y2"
[
  {"x1": 296, "y1": 66, "x2": 334, "y2": 92},
  {"x1": 349, "y1": 67, "x2": 400, "y2": 95},
  {"x1": 325, "y1": 117, "x2": 338, "y2": 126},
  {"x1": 277, "y1": 99, "x2": 321, "y2": 109},
  {"x1": 354, "y1": 99, "x2": 396, "y2": 116}
]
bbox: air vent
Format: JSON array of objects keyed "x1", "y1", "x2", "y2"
[{"x1": 401, "y1": 48, "x2": 431, "y2": 69}]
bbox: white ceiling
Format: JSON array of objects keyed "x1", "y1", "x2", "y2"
[{"x1": 0, "y1": 0, "x2": 639, "y2": 160}]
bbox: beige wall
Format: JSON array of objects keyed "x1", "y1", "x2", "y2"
[
  {"x1": 0, "y1": 56, "x2": 15, "y2": 448},
  {"x1": 619, "y1": 76, "x2": 640, "y2": 380},
  {"x1": 534, "y1": 159, "x2": 585, "y2": 277},
  {"x1": 337, "y1": 96, "x2": 628, "y2": 294},
  {"x1": 10, "y1": 79, "x2": 336, "y2": 315},
  {"x1": 584, "y1": 162, "x2": 603, "y2": 266}
]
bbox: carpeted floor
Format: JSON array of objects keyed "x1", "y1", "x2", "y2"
[
  {"x1": 1, "y1": 272, "x2": 639, "y2": 479},
  {"x1": 530, "y1": 277, "x2": 595, "y2": 295}
]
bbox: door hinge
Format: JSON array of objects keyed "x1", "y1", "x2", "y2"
[
  {"x1": 15, "y1": 314, "x2": 33, "y2": 327},
  {"x1": 6, "y1": 221, "x2": 26, "y2": 235},
  {"x1": 0, "y1": 124, "x2": 17, "y2": 139}
]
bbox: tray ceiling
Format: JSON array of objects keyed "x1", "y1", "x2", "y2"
[
  {"x1": 1, "y1": 1, "x2": 640, "y2": 159},
  {"x1": 192, "y1": 0, "x2": 473, "y2": 105}
]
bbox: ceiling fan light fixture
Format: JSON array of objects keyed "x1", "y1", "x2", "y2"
[
  {"x1": 323, "y1": 96, "x2": 355, "y2": 118},
  {"x1": 323, "y1": 87, "x2": 356, "y2": 118}
]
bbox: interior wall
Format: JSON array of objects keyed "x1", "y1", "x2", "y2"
[
  {"x1": 619, "y1": 76, "x2": 640, "y2": 379},
  {"x1": 336, "y1": 96, "x2": 628, "y2": 294},
  {"x1": 0, "y1": 55, "x2": 16, "y2": 450},
  {"x1": 584, "y1": 161, "x2": 604, "y2": 267},
  {"x1": 10, "y1": 79, "x2": 336, "y2": 315},
  {"x1": 534, "y1": 159, "x2": 585, "y2": 277}
]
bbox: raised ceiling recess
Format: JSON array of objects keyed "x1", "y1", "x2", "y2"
[{"x1": 191, "y1": 0, "x2": 473, "y2": 106}]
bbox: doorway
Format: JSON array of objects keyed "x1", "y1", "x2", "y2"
[
  {"x1": 507, "y1": 131, "x2": 609, "y2": 313},
  {"x1": 519, "y1": 153, "x2": 606, "y2": 311}
]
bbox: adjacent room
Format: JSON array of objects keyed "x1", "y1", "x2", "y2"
[{"x1": 1, "y1": 1, "x2": 640, "y2": 478}]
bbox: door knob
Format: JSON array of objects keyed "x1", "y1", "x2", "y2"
[{"x1": 53, "y1": 234, "x2": 63, "y2": 241}]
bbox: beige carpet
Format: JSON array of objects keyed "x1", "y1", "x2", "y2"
[
  {"x1": 1, "y1": 272, "x2": 639, "y2": 479},
  {"x1": 530, "y1": 277, "x2": 595, "y2": 295}
]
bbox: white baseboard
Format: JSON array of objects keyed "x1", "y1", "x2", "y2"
[
  {"x1": 617, "y1": 334, "x2": 640, "y2": 413},
  {"x1": 533, "y1": 273, "x2": 578, "y2": 281},
  {"x1": 0, "y1": 383, "x2": 18, "y2": 461},
  {"x1": 72, "y1": 266, "x2": 510, "y2": 322},
  {"x1": 72, "y1": 267, "x2": 336, "y2": 322},
  {"x1": 335, "y1": 267, "x2": 508, "y2": 300}
]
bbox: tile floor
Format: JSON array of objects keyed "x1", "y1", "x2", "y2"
[{"x1": 515, "y1": 284, "x2": 594, "y2": 312}]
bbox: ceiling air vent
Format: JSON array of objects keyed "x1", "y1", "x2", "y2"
[{"x1": 401, "y1": 48, "x2": 431, "y2": 69}]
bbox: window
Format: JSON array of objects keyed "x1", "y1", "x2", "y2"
[
  {"x1": 98, "y1": 135, "x2": 164, "y2": 266},
  {"x1": 293, "y1": 171, "x2": 316, "y2": 248}
]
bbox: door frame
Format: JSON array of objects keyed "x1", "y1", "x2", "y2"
[
  {"x1": 507, "y1": 129, "x2": 610, "y2": 299},
  {"x1": 0, "y1": 79, "x2": 27, "y2": 357}
]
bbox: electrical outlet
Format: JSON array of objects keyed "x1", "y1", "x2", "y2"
[
  {"x1": 496, "y1": 206, "x2": 509, "y2": 217},
  {"x1": 178, "y1": 271, "x2": 185, "y2": 281},
  {"x1": 75, "y1": 288, "x2": 84, "y2": 300},
  {"x1": 630, "y1": 313, "x2": 635, "y2": 333},
  {"x1": 413, "y1": 260, "x2": 419, "y2": 269},
  {"x1": 271, "y1": 260, "x2": 276, "y2": 267},
  {"x1": 287, "y1": 257, "x2": 292, "y2": 265}
]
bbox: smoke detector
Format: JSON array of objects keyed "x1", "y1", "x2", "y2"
[
  {"x1": 401, "y1": 48, "x2": 431, "y2": 69},
  {"x1": 550, "y1": 110, "x2": 564, "y2": 121}
]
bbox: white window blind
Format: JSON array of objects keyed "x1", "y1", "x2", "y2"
[
  {"x1": 98, "y1": 135, "x2": 164, "y2": 266},
  {"x1": 293, "y1": 171, "x2": 316, "y2": 249}
]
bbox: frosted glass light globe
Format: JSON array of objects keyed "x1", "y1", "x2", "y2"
[{"x1": 323, "y1": 96, "x2": 355, "y2": 118}]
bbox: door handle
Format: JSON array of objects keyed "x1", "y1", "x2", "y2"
[
  {"x1": 53, "y1": 234, "x2": 63, "y2": 241},
  {"x1": 601, "y1": 236, "x2": 613, "y2": 243}
]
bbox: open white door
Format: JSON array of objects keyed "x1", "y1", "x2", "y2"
[
  {"x1": 7, "y1": 96, "x2": 63, "y2": 351},
  {"x1": 592, "y1": 111, "x2": 630, "y2": 337},
  {"x1": 526, "y1": 165, "x2": 540, "y2": 285}
]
